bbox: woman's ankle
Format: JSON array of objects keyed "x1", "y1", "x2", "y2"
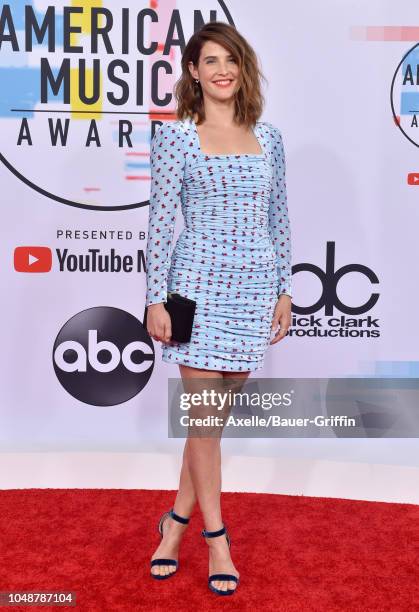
[
  {"x1": 163, "y1": 515, "x2": 189, "y2": 537},
  {"x1": 205, "y1": 535, "x2": 229, "y2": 547},
  {"x1": 202, "y1": 518, "x2": 224, "y2": 532},
  {"x1": 171, "y1": 506, "x2": 193, "y2": 521}
]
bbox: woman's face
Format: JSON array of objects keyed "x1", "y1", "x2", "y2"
[{"x1": 188, "y1": 40, "x2": 240, "y2": 102}]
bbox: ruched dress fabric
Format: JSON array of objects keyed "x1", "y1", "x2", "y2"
[{"x1": 145, "y1": 117, "x2": 292, "y2": 372}]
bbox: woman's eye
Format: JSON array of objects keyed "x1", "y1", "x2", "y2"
[{"x1": 206, "y1": 58, "x2": 236, "y2": 64}]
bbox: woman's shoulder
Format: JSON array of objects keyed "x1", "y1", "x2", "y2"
[
  {"x1": 151, "y1": 118, "x2": 193, "y2": 151},
  {"x1": 150, "y1": 120, "x2": 190, "y2": 163},
  {"x1": 153, "y1": 118, "x2": 193, "y2": 138},
  {"x1": 256, "y1": 120, "x2": 282, "y2": 139},
  {"x1": 152, "y1": 120, "x2": 184, "y2": 139},
  {"x1": 256, "y1": 121, "x2": 284, "y2": 156}
]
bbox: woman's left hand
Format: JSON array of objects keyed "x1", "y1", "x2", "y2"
[{"x1": 270, "y1": 294, "x2": 292, "y2": 345}]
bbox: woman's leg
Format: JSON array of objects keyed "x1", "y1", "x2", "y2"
[
  {"x1": 181, "y1": 365, "x2": 251, "y2": 593},
  {"x1": 150, "y1": 363, "x2": 250, "y2": 588},
  {"x1": 150, "y1": 436, "x2": 197, "y2": 576},
  {"x1": 150, "y1": 365, "x2": 217, "y2": 577}
]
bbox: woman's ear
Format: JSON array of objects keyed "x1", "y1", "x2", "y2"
[{"x1": 187, "y1": 60, "x2": 198, "y2": 81}]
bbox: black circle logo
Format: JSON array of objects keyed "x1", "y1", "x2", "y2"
[{"x1": 52, "y1": 306, "x2": 154, "y2": 405}]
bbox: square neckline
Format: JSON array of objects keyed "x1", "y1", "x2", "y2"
[{"x1": 189, "y1": 117, "x2": 265, "y2": 159}]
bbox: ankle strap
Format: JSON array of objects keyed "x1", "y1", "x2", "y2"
[
  {"x1": 169, "y1": 508, "x2": 190, "y2": 524},
  {"x1": 201, "y1": 524, "x2": 226, "y2": 538}
]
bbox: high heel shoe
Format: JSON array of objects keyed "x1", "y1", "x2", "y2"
[
  {"x1": 201, "y1": 524, "x2": 240, "y2": 595},
  {"x1": 150, "y1": 508, "x2": 190, "y2": 579}
]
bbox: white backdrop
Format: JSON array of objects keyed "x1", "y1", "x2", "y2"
[{"x1": 1, "y1": 0, "x2": 418, "y2": 498}]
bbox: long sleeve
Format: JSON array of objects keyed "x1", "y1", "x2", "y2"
[
  {"x1": 267, "y1": 124, "x2": 292, "y2": 298},
  {"x1": 145, "y1": 122, "x2": 186, "y2": 306}
]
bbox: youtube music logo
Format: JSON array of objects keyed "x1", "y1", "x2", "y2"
[
  {"x1": 407, "y1": 173, "x2": 419, "y2": 185},
  {"x1": 14, "y1": 246, "x2": 52, "y2": 272}
]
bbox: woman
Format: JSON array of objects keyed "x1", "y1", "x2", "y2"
[{"x1": 145, "y1": 21, "x2": 292, "y2": 596}]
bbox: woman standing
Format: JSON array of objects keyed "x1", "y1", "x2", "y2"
[{"x1": 145, "y1": 22, "x2": 292, "y2": 596}]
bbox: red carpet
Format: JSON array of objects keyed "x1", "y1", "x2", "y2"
[{"x1": 0, "y1": 489, "x2": 418, "y2": 611}]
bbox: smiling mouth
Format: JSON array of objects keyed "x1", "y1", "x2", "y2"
[{"x1": 212, "y1": 79, "x2": 234, "y2": 86}]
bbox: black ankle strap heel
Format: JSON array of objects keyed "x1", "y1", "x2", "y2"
[
  {"x1": 201, "y1": 524, "x2": 231, "y2": 548},
  {"x1": 169, "y1": 508, "x2": 190, "y2": 525},
  {"x1": 150, "y1": 507, "x2": 190, "y2": 580},
  {"x1": 157, "y1": 507, "x2": 190, "y2": 535},
  {"x1": 201, "y1": 523, "x2": 239, "y2": 595}
]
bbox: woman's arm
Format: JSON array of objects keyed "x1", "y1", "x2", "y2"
[
  {"x1": 267, "y1": 124, "x2": 292, "y2": 299},
  {"x1": 145, "y1": 122, "x2": 186, "y2": 306}
]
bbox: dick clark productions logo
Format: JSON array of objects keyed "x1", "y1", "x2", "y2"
[
  {"x1": 53, "y1": 307, "x2": 154, "y2": 406},
  {"x1": 0, "y1": 2, "x2": 233, "y2": 210}
]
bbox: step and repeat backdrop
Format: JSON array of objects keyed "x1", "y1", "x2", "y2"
[{"x1": 0, "y1": 1, "x2": 417, "y2": 465}]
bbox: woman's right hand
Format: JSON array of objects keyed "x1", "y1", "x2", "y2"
[{"x1": 146, "y1": 303, "x2": 172, "y2": 343}]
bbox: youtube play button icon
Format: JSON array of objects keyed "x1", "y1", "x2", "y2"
[
  {"x1": 407, "y1": 173, "x2": 419, "y2": 185},
  {"x1": 14, "y1": 246, "x2": 52, "y2": 272}
]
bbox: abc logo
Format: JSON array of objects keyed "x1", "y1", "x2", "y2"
[{"x1": 53, "y1": 307, "x2": 154, "y2": 406}]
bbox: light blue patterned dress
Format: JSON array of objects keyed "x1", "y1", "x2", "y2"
[{"x1": 145, "y1": 117, "x2": 292, "y2": 372}]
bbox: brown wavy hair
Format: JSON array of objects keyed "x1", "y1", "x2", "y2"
[{"x1": 174, "y1": 21, "x2": 267, "y2": 129}]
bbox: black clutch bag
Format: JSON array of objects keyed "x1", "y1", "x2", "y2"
[{"x1": 143, "y1": 292, "x2": 197, "y2": 343}]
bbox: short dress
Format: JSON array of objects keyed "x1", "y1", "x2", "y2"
[{"x1": 144, "y1": 116, "x2": 292, "y2": 372}]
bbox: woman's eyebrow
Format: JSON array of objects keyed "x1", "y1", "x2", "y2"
[{"x1": 203, "y1": 54, "x2": 234, "y2": 60}]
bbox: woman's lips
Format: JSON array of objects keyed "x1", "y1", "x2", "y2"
[{"x1": 213, "y1": 79, "x2": 233, "y2": 88}]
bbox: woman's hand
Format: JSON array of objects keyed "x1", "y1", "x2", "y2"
[
  {"x1": 270, "y1": 294, "x2": 292, "y2": 345},
  {"x1": 146, "y1": 303, "x2": 173, "y2": 344}
]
